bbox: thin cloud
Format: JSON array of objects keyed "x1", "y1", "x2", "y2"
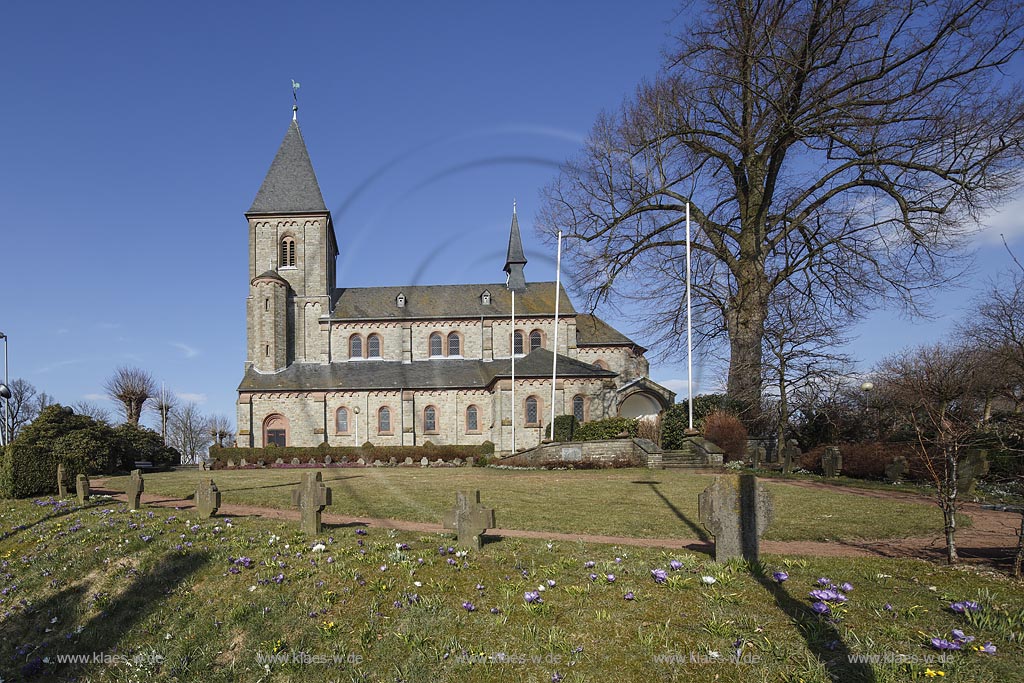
[
  {"x1": 977, "y1": 193, "x2": 1024, "y2": 246},
  {"x1": 175, "y1": 392, "x2": 207, "y2": 404},
  {"x1": 36, "y1": 358, "x2": 85, "y2": 373},
  {"x1": 171, "y1": 342, "x2": 200, "y2": 359},
  {"x1": 83, "y1": 393, "x2": 109, "y2": 402}
]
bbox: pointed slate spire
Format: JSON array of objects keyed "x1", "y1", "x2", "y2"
[
  {"x1": 503, "y1": 202, "x2": 528, "y2": 292},
  {"x1": 248, "y1": 119, "x2": 327, "y2": 214}
]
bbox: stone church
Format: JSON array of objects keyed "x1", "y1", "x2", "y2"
[{"x1": 236, "y1": 115, "x2": 674, "y2": 452}]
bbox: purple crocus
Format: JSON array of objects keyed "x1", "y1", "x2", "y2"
[
  {"x1": 811, "y1": 601, "x2": 830, "y2": 615},
  {"x1": 669, "y1": 560, "x2": 683, "y2": 571},
  {"x1": 651, "y1": 568, "x2": 668, "y2": 584},
  {"x1": 816, "y1": 577, "x2": 832, "y2": 586},
  {"x1": 950, "y1": 600, "x2": 981, "y2": 613},
  {"x1": 624, "y1": 592, "x2": 635, "y2": 600},
  {"x1": 951, "y1": 629, "x2": 975, "y2": 643},
  {"x1": 462, "y1": 601, "x2": 476, "y2": 612},
  {"x1": 839, "y1": 582, "x2": 853, "y2": 592},
  {"x1": 772, "y1": 571, "x2": 789, "y2": 583},
  {"x1": 524, "y1": 590, "x2": 543, "y2": 604},
  {"x1": 978, "y1": 642, "x2": 997, "y2": 654},
  {"x1": 930, "y1": 638, "x2": 962, "y2": 651},
  {"x1": 584, "y1": 561, "x2": 595, "y2": 568},
  {"x1": 606, "y1": 574, "x2": 616, "y2": 583}
]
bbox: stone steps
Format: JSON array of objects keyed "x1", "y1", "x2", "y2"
[{"x1": 661, "y1": 450, "x2": 708, "y2": 468}]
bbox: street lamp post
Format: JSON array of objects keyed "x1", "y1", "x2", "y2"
[{"x1": 860, "y1": 381, "x2": 875, "y2": 442}]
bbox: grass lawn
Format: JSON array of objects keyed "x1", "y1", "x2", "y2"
[
  {"x1": 0, "y1": 495, "x2": 1019, "y2": 682},
  {"x1": 104, "y1": 467, "x2": 966, "y2": 543}
]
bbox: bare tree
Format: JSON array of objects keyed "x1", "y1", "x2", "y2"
[
  {"x1": 104, "y1": 366, "x2": 157, "y2": 425},
  {"x1": 877, "y1": 342, "x2": 985, "y2": 563},
  {"x1": 71, "y1": 400, "x2": 112, "y2": 424},
  {"x1": 539, "y1": 0, "x2": 1024, "y2": 412},
  {"x1": 763, "y1": 288, "x2": 853, "y2": 452},
  {"x1": 167, "y1": 403, "x2": 212, "y2": 464},
  {"x1": 5, "y1": 378, "x2": 39, "y2": 440},
  {"x1": 207, "y1": 414, "x2": 234, "y2": 448}
]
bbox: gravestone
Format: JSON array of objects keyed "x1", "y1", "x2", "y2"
[
  {"x1": 356, "y1": 457, "x2": 366, "y2": 465},
  {"x1": 388, "y1": 457, "x2": 397, "y2": 466},
  {"x1": 373, "y1": 459, "x2": 385, "y2": 467},
  {"x1": 781, "y1": 439, "x2": 800, "y2": 475},
  {"x1": 324, "y1": 455, "x2": 333, "y2": 465},
  {"x1": 750, "y1": 446, "x2": 762, "y2": 470},
  {"x1": 442, "y1": 490, "x2": 495, "y2": 550},
  {"x1": 403, "y1": 457, "x2": 414, "y2": 466},
  {"x1": 420, "y1": 457, "x2": 429, "y2": 467},
  {"x1": 126, "y1": 469, "x2": 145, "y2": 509},
  {"x1": 196, "y1": 478, "x2": 221, "y2": 518},
  {"x1": 76, "y1": 474, "x2": 90, "y2": 505},
  {"x1": 452, "y1": 458, "x2": 463, "y2": 467},
  {"x1": 275, "y1": 458, "x2": 284, "y2": 465},
  {"x1": 885, "y1": 456, "x2": 909, "y2": 483},
  {"x1": 57, "y1": 463, "x2": 68, "y2": 498},
  {"x1": 307, "y1": 458, "x2": 317, "y2": 465},
  {"x1": 698, "y1": 474, "x2": 773, "y2": 562},
  {"x1": 291, "y1": 458, "x2": 301, "y2": 465},
  {"x1": 239, "y1": 458, "x2": 248, "y2": 467},
  {"x1": 957, "y1": 449, "x2": 989, "y2": 495},
  {"x1": 292, "y1": 471, "x2": 332, "y2": 534},
  {"x1": 198, "y1": 459, "x2": 209, "y2": 471},
  {"x1": 227, "y1": 459, "x2": 236, "y2": 468},
  {"x1": 822, "y1": 447, "x2": 842, "y2": 477}
]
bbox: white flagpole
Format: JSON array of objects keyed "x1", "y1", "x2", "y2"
[
  {"x1": 549, "y1": 230, "x2": 562, "y2": 439},
  {"x1": 511, "y1": 290, "x2": 516, "y2": 453},
  {"x1": 686, "y1": 202, "x2": 694, "y2": 431}
]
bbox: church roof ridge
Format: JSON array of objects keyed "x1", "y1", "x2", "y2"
[{"x1": 248, "y1": 119, "x2": 328, "y2": 214}]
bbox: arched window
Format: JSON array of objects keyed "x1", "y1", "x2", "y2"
[
  {"x1": 367, "y1": 334, "x2": 381, "y2": 358},
  {"x1": 513, "y1": 331, "x2": 524, "y2": 355},
  {"x1": 572, "y1": 395, "x2": 586, "y2": 423},
  {"x1": 429, "y1": 332, "x2": 443, "y2": 357},
  {"x1": 378, "y1": 406, "x2": 392, "y2": 434},
  {"x1": 447, "y1": 332, "x2": 461, "y2": 356},
  {"x1": 263, "y1": 414, "x2": 288, "y2": 447},
  {"x1": 349, "y1": 334, "x2": 363, "y2": 359},
  {"x1": 280, "y1": 237, "x2": 296, "y2": 267},
  {"x1": 525, "y1": 396, "x2": 539, "y2": 426},
  {"x1": 529, "y1": 329, "x2": 543, "y2": 352},
  {"x1": 466, "y1": 405, "x2": 479, "y2": 432},
  {"x1": 336, "y1": 407, "x2": 349, "y2": 433},
  {"x1": 424, "y1": 405, "x2": 437, "y2": 432},
  {"x1": 592, "y1": 359, "x2": 608, "y2": 370}
]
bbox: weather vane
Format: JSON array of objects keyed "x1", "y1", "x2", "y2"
[{"x1": 291, "y1": 79, "x2": 301, "y2": 120}]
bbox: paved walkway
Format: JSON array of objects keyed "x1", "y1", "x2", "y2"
[{"x1": 90, "y1": 478, "x2": 1022, "y2": 570}]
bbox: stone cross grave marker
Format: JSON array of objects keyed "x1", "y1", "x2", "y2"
[
  {"x1": 127, "y1": 469, "x2": 145, "y2": 509},
  {"x1": 885, "y1": 456, "x2": 909, "y2": 483},
  {"x1": 698, "y1": 474, "x2": 773, "y2": 562},
  {"x1": 782, "y1": 439, "x2": 801, "y2": 475},
  {"x1": 292, "y1": 471, "x2": 332, "y2": 534},
  {"x1": 957, "y1": 449, "x2": 989, "y2": 495},
  {"x1": 196, "y1": 479, "x2": 221, "y2": 518},
  {"x1": 57, "y1": 463, "x2": 68, "y2": 498},
  {"x1": 76, "y1": 474, "x2": 90, "y2": 505},
  {"x1": 442, "y1": 490, "x2": 495, "y2": 550},
  {"x1": 750, "y1": 445, "x2": 763, "y2": 470},
  {"x1": 822, "y1": 446, "x2": 843, "y2": 477}
]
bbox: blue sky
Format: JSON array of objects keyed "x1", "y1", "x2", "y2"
[{"x1": 2, "y1": 1, "x2": 1022, "y2": 429}]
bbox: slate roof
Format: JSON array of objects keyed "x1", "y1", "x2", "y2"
[
  {"x1": 574, "y1": 313, "x2": 644, "y2": 351},
  {"x1": 330, "y1": 281, "x2": 576, "y2": 320},
  {"x1": 503, "y1": 211, "x2": 528, "y2": 292},
  {"x1": 248, "y1": 120, "x2": 328, "y2": 214},
  {"x1": 237, "y1": 347, "x2": 615, "y2": 393}
]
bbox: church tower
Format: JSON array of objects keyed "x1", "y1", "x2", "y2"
[{"x1": 245, "y1": 114, "x2": 337, "y2": 372}]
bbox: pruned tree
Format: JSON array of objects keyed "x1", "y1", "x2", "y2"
[
  {"x1": 167, "y1": 403, "x2": 212, "y2": 464},
  {"x1": 104, "y1": 367, "x2": 157, "y2": 426},
  {"x1": 154, "y1": 391, "x2": 179, "y2": 445},
  {"x1": 538, "y1": 0, "x2": 1024, "y2": 413},
  {"x1": 877, "y1": 342, "x2": 985, "y2": 563},
  {"x1": 207, "y1": 414, "x2": 234, "y2": 448}
]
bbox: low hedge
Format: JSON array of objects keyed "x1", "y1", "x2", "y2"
[
  {"x1": 209, "y1": 442, "x2": 495, "y2": 466},
  {"x1": 573, "y1": 417, "x2": 639, "y2": 442}
]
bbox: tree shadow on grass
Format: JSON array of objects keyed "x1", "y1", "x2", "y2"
[
  {"x1": 634, "y1": 481, "x2": 710, "y2": 542},
  {"x1": 1, "y1": 550, "x2": 210, "y2": 680},
  {"x1": 0, "y1": 497, "x2": 109, "y2": 546},
  {"x1": 749, "y1": 563, "x2": 876, "y2": 683}
]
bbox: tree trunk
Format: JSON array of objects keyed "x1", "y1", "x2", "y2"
[
  {"x1": 943, "y1": 504, "x2": 959, "y2": 564},
  {"x1": 725, "y1": 265, "x2": 769, "y2": 417},
  {"x1": 1014, "y1": 513, "x2": 1023, "y2": 579}
]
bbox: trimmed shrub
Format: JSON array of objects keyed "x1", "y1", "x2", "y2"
[
  {"x1": 53, "y1": 427, "x2": 118, "y2": 475},
  {"x1": 552, "y1": 415, "x2": 579, "y2": 442},
  {"x1": 662, "y1": 394, "x2": 749, "y2": 449},
  {"x1": 702, "y1": 410, "x2": 748, "y2": 462},
  {"x1": 0, "y1": 405, "x2": 103, "y2": 498},
  {"x1": 208, "y1": 443, "x2": 494, "y2": 466},
  {"x1": 573, "y1": 417, "x2": 639, "y2": 441},
  {"x1": 113, "y1": 423, "x2": 180, "y2": 468}
]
